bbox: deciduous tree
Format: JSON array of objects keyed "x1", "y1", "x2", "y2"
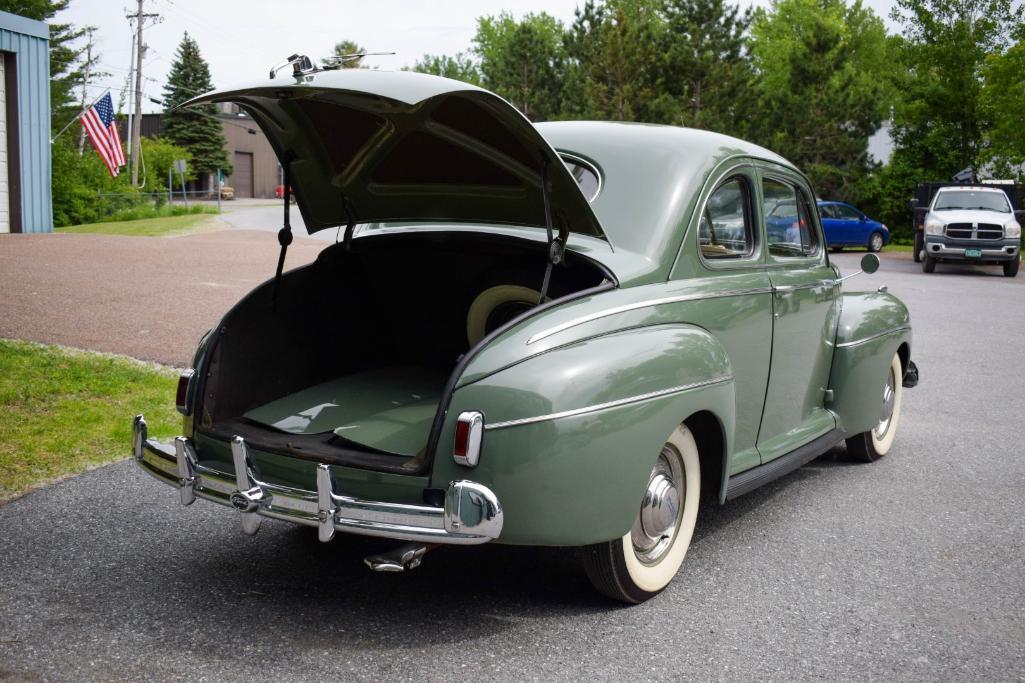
[
  {"x1": 473, "y1": 12, "x2": 567, "y2": 121},
  {"x1": 408, "y1": 53, "x2": 482, "y2": 85},
  {"x1": 748, "y1": 0, "x2": 895, "y2": 200}
]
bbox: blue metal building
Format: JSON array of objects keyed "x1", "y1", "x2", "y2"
[{"x1": 0, "y1": 10, "x2": 51, "y2": 233}]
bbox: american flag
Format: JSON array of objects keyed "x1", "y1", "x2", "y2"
[{"x1": 81, "y1": 92, "x2": 126, "y2": 177}]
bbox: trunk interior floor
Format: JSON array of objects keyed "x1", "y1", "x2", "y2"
[{"x1": 242, "y1": 366, "x2": 447, "y2": 457}]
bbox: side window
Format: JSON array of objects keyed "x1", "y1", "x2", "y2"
[
  {"x1": 698, "y1": 177, "x2": 755, "y2": 260},
  {"x1": 763, "y1": 178, "x2": 820, "y2": 258},
  {"x1": 835, "y1": 204, "x2": 861, "y2": 220}
]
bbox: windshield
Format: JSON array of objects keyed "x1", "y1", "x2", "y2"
[{"x1": 933, "y1": 190, "x2": 1011, "y2": 213}]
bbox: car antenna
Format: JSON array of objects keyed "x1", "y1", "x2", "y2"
[{"x1": 320, "y1": 51, "x2": 396, "y2": 70}]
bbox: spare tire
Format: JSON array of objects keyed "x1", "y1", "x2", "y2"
[{"x1": 466, "y1": 284, "x2": 541, "y2": 346}]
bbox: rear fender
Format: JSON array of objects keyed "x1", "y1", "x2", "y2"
[
  {"x1": 828, "y1": 292, "x2": 911, "y2": 436},
  {"x1": 431, "y1": 324, "x2": 735, "y2": 546}
]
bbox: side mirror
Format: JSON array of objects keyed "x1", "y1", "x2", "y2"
[
  {"x1": 860, "y1": 253, "x2": 880, "y2": 274},
  {"x1": 908, "y1": 199, "x2": 918, "y2": 213},
  {"x1": 837, "y1": 253, "x2": 880, "y2": 283},
  {"x1": 1014, "y1": 209, "x2": 1025, "y2": 223}
]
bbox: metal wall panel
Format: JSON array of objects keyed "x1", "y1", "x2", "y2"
[{"x1": 0, "y1": 10, "x2": 51, "y2": 233}]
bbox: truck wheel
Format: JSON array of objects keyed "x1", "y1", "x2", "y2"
[
  {"x1": 583, "y1": 425, "x2": 700, "y2": 604},
  {"x1": 868, "y1": 232, "x2": 884, "y2": 253},
  {"x1": 846, "y1": 353, "x2": 903, "y2": 463},
  {"x1": 913, "y1": 232, "x2": 923, "y2": 263},
  {"x1": 922, "y1": 252, "x2": 936, "y2": 273},
  {"x1": 1004, "y1": 258, "x2": 1020, "y2": 277}
]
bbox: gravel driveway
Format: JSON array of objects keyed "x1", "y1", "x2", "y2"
[
  {"x1": 1, "y1": 244, "x2": 1023, "y2": 680},
  {"x1": 0, "y1": 227, "x2": 322, "y2": 366}
]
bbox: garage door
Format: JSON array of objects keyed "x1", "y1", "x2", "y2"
[
  {"x1": 232, "y1": 151, "x2": 253, "y2": 199},
  {"x1": 0, "y1": 57, "x2": 9, "y2": 234}
]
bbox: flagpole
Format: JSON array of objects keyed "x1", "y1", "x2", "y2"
[{"x1": 50, "y1": 89, "x2": 110, "y2": 144}]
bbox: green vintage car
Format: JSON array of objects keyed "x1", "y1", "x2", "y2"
[{"x1": 132, "y1": 67, "x2": 918, "y2": 603}]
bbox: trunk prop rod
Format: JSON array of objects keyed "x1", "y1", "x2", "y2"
[
  {"x1": 272, "y1": 163, "x2": 293, "y2": 307},
  {"x1": 538, "y1": 157, "x2": 567, "y2": 305}
]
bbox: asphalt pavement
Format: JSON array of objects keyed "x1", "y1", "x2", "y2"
[{"x1": 1, "y1": 241, "x2": 1024, "y2": 680}]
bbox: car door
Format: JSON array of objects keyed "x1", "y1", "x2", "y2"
[
  {"x1": 833, "y1": 203, "x2": 864, "y2": 245},
  {"x1": 818, "y1": 203, "x2": 842, "y2": 246},
  {"x1": 670, "y1": 165, "x2": 773, "y2": 476},
  {"x1": 756, "y1": 172, "x2": 840, "y2": 464}
]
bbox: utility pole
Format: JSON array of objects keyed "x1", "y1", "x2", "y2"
[
  {"x1": 127, "y1": 0, "x2": 160, "y2": 187},
  {"x1": 77, "y1": 27, "x2": 95, "y2": 155},
  {"x1": 123, "y1": 30, "x2": 136, "y2": 174}
]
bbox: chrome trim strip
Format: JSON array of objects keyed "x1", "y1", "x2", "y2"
[
  {"x1": 525, "y1": 288, "x2": 773, "y2": 345},
  {"x1": 132, "y1": 418, "x2": 503, "y2": 545},
  {"x1": 835, "y1": 325, "x2": 911, "y2": 349},
  {"x1": 485, "y1": 375, "x2": 734, "y2": 431}
]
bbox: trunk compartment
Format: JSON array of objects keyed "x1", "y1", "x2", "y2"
[{"x1": 194, "y1": 231, "x2": 610, "y2": 473}]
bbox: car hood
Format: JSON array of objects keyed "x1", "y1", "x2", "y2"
[
  {"x1": 183, "y1": 69, "x2": 606, "y2": 240},
  {"x1": 927, "y1": 209, "x2": 1014, "y2": 224}
]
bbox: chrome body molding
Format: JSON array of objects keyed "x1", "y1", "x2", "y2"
[
  {"x1": 131, "y1": 415, "x2": 503, "y2": 545},
  {"x1": 526, "y1": 288, "x2": 774, "y2": 345},
  {"x1": 485, "y1": 375, "x2": 734, "y2": 431},
  {"x1": 835, "y1": 325, "x2": 911, "y2": 349}
]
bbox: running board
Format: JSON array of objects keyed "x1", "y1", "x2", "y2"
[{"x1": 725, "y1": 429, "x2": 846, "y2": 500}]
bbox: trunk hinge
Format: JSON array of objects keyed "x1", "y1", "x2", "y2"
[
  {"x1": 272, "y1": 162, "x2": 293, "y2": 308},
  {"x1": 538, "y1": 157, "x2": 567, "y2": 305}
]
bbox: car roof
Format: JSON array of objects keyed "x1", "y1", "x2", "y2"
[
  {"x1": 935, "y1": 185, "x2": 1006, "y2": 193},
  {"x1": 537, "y1": 121, "x2": 796, "y2": 268}
]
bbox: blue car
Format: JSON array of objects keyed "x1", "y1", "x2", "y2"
[{"x1": 817, "y1": 201, "x2": 890, "y2": 252}]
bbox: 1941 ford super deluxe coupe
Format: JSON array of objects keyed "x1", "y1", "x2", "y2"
[{"x1": 131, "y1": 66, "x2": 918, "y2": 603}]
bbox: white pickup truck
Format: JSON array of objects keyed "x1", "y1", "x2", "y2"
[{"x1": 920, "y1": 186, "x2": 1021, "y2": 277}]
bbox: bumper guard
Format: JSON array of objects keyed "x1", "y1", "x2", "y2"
[{"x1": 131, "y1": 415, "x2": 503, "y2": 545}]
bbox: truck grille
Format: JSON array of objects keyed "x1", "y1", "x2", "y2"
[{"x1": 944, "y1": 223, "x2": 1003, "y2": 240}]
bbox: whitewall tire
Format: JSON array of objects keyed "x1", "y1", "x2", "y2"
[
  {"x1": 846, "y1": 353, "x2": 903, "y2": 462},
  {"x1": 583, "y1": 425, "x2": 701, "y2": 603}
]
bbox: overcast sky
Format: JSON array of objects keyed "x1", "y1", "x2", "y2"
[{"x1": 61, "y1": 0, "x2": 898, "y2": 114}]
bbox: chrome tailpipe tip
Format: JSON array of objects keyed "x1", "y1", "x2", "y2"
[{"x1": 363, "y1": 543, "x2": 430, "y2": 572}]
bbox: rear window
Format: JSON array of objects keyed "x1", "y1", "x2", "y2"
[{"x1": 561, "y1": 155, "x2": 601, "y2": 202}]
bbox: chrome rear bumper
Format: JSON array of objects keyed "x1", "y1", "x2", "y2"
[{"x1": 131, "y1": 415, "x2": 503, "y2": 545}]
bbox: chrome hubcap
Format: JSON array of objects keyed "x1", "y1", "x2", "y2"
[
  {"x1": 874, "y1": 367, "x2": 896, "y2": 439},
  {"x1": 871, "y1": 234, "x2": 883, "y2": 250},
  {"x1": 631, "y1": 447, "x2": 684, "y2": 565}
]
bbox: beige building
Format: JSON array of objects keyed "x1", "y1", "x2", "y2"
[
  {"x1": 137, "y1": 104, "x2": 281, "y2": 198},
  {"x1": 217, "y1": 103, "x2": 280, "y2": 198}
]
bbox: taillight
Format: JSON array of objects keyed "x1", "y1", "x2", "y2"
[
  {"x1": 453, "y1": 411, "x2": 484, "y2": 467},
  {"x1": 176, "y1": 369, "x2": 196, "y2": 415}
]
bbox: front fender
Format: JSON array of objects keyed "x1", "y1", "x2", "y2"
[
  {"x1": 431, "y1": 324, "x2": 735, "y2": 546},
  {"x1": 829, "y1": 292, "x2": 912, "y2": 436}
]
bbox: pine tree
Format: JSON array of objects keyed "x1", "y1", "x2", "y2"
[
  {"x1": 0, "y1": 0, "x2": 88, "y2": 131},
  {"x1": 662, "y1": 0, "x2": 754, "y2": 136},
  {"x1": 161, "y1": 33, "x2": 231, "y2": 186}
]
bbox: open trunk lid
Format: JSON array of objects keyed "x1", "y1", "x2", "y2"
[{"x1": 184, "y1": 69, "x2": 607, "y2": 240}]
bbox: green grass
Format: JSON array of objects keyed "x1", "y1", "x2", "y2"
[
  {"x1": 57, "y1": 210, "x2": 220, "y2": 237},
  {"x1": 0, "y1": 339, "x2": 182, "y2": 502}
]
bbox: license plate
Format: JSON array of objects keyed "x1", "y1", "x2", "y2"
[{"x1": 965, "y1": 248, "x2": 982, "y2": 257}]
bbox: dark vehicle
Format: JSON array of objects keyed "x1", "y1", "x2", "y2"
[
  {"x1": 817, "y1": 201, "x2": 889, "y2": 252},
  {"x1": 911, "y1": 181, "x2": 1024, "y2": 277}
]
